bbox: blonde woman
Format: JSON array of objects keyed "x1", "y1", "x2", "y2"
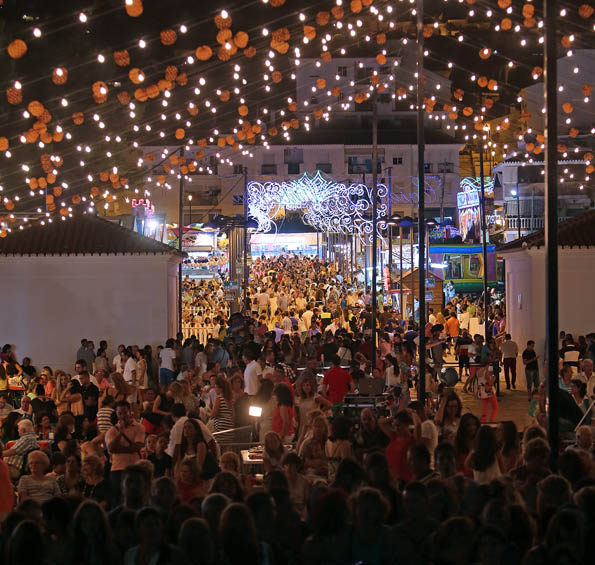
[
  {"x1": 51, "y1": 371, "x2": 71, "y2": 415},
  {"x1": 17, "y1": 450, "x2": 60, "y2": 503}
]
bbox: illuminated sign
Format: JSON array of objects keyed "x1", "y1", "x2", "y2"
[
  {"x1": 247, "y1": 170, "x2": 389, "y2": 243},
  {"x1": 457, "y1": 190, "x2": 480, "y2": 209},
  {"x1": 131, "y1": 198, "x2": 155, "y2": 213}
]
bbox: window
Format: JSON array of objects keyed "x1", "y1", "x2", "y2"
[
  {"x1": 347, "y1": 156, "x2": 383, "y2": 174},
  {"x1": 437, "y1": 162, "x2": 454, "y2": 173},
  {"x1": 444, "y1": 255, "x2": 463, "y2": 279},
  {"x1": 233, "y1": 164, "x2": 244, "y2": 175},
  {"x1": 284, "y1": 148, "x2": 304, "y2": 164},
  {"x1": 261, "y1": 164, "x2": 277, "y2": 174},
  {"x1": 424, "y1": 163, "x2": 433, "y2": 173},
  {"x1": 392, "y1": 157, "x2": 403, "y2": 165},
  {"x1": 317, "y1": 163, "x2": 332, "y2": 174},
  {"x1": 337, "y1": 66, "x2": 348, "y2": 76},
  {"x1": 287, "y1": 163, "x2": 300, "y2": 174},
  {"x1": 310, "y1": 96, "x2": 319, "y2": 105},
  {"x1": 468, "y1": 255, "x2": 481, "y2": 278}
]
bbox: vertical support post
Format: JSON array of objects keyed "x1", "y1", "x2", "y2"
[
  {"x1": 479, "y1": 148, "x2": 490, "y2": 344},
  {"x1": 544, "y1": 0, "x2": 559, "y2": 470},
  {"x1": 399, "y1": 226, "x2": 404, "y2": 318},
  {"x1": 372, "y1": 93, "x2": 379, "y2": 375},
  {"x1": 243, "y1": 167, "x2": 249, "y2": 313},
  {"x1": 178, "y1": 148, "x2": 184, "y2": 337},
  {"x1": 388, "y1": 166, "x2": 393, "y2": 271},
  {"x1": 516, "y1": 183, "x2": 521, "y2": 240},
  {"x1": 416, "y1": 0, "x2": 426, "y2": 403},
  {"x1": 410, "y1": 225, "x2": 414, "y2": 320}
]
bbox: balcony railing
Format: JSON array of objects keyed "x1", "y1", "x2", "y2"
[{"x1": 506, "y1": 216, "x2": 570, "y2": 231}]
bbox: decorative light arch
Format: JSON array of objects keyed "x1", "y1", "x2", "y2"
[{"x1": 246, "y1": 170, "x2": 388, "y2": 242}]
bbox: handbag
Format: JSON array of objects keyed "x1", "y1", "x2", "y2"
[{"x1": 201, "y1": 449, "x2": 220, "y2": 479}]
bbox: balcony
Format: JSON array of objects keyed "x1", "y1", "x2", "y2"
[{"x1": 506, "y1": 216, "x2": 571, "y2": 231}]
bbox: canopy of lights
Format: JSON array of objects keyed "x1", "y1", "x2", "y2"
[{"x1": 0, "y1": 0, "x2": 593, "y2": 236}]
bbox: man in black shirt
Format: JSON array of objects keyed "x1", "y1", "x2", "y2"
[
  {"x1": 30, "y1": 384, "x2": 57, "y2": 423},
  {"x1": 79, "y1": 370, "x2": 99, "y2": 421},
  {"x1": 522, "y1": 340, "x2": 540, "y2": 400}
]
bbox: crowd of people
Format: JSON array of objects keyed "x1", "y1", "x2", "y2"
[{"x1": 1, "y1": 254, "x2": 594, "y2": 564}]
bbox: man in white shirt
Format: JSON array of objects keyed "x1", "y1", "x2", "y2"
[
  {"x1": 580, "y1": 358, "x2": 595, "y2": 398},
  {"x1": 112, "y1": 344, "x2": 125, "y2": 373},
  {"x1": 243, "y1": 350, "x2": 263, "y2": 395},
  {"x1": 428, "y1": 308, "x2": 437, "y2": 326},
  {"x1": 500, "y1": 334, "x2": 519, "y2": 390},
  {"x1": 302, "y1": 306, "x2": 314, "y2": 329},
  {"x1": 458, "y1": 306, "x2": 470, "y2": 332},
  {"x1": 258, "y1": 290, "x2": 270, "y2": 315}
]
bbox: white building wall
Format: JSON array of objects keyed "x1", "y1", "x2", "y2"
[
  {"x1": 0, "y1": 254, "x2": 181, "y2": 371},
  {"x1": 504, "y1": 247, "x2": 595, "y2": 361}
]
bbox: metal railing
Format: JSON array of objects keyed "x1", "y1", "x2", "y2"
[{"x1": 506, "y1": 216, "x2": 570, "y2": 231}]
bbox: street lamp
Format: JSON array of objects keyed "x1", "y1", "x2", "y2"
[
  {"x1": 511, "y1": 188, "x2": 521, "y2": 239},
  {"x1": 187, "y1": 194, "x2": 193, "y2": 226}
]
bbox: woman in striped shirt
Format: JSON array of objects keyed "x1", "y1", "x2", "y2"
[{"x1": 211, "y1": 376, "x2": 234, "y2": 435}]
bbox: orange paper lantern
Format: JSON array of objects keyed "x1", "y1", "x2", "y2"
[
  {"x1": 125, "y1": 0, "x2": 143, "y2": 18},
  {"x1": 160, "y1": 29, "x2": 177, "y2": 46},
  {"x1": 52, "y1": 67, "x2": 68, "y2": 85},
  {"x1": 114, "y1": 50, "x2": 130, "y2": 67},
  {"x1": 195, "y1": 45, "x2": 212, "y2": 61},
  {"x1": 7, "y1": 39, "x2": 27, "y2": 59}
]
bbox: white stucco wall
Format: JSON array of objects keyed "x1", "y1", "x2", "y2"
[
  {"x1": 0, "y1": 254, "x2": 181, "y2": 372},
  {"x1": 504, "y1": 247, "x2": 595, "y2": 357}
]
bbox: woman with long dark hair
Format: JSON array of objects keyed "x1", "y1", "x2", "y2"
[
  {"x1": 219, "y1": 502, "x2": 268, "y2": 565},
  {"x1": 272, "y1": 383, "x2": 295, "y2": 443},
  {"x1": 178, "y1": 418, "x2": 208, "y2": 476},
  {"x1": 124, "y1": 507, "x2": 185, "y2": 565},
  {"x1": 66, "y1": 500, "x2": 120, "y2": 565},
  {"x1": 498, "y1": 420, "x2": 521, "y2": 474},
  {"x1": 465, "y1": 425, "x2": 503, "y2": 484},
  {"x1": 453, "y1": 413, "x2": 480, "y2": 477},
  {"x1": 211, "y1": 376, "x2": 234, "y2": 434}
]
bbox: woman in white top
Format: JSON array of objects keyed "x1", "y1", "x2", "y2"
[{"x1": 464, "y1": 425, "x2": 503, "y2": 485}]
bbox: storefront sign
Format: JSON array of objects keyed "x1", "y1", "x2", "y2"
[{"x1": 457, "y1": 190, "x2": 480, "y2": 209}]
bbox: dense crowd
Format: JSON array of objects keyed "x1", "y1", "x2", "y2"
[{"x1": 1, "y1": 254, "x2": 595, "y2": 565}]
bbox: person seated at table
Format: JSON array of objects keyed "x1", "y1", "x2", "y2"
[
  {"x1": 12, "y1": 395, "x2": 33, "y2": 420},
  {"x1": 0, "y1": 393, "x2": 14, "y2": 423},
  {"x1": 2, "y1": 418, "x2": 39, "y2": 479}
]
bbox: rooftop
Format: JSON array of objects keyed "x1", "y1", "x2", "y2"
[
  {"x1": 498, "y1": 209, "x2": 595, "y2": 251},
  {"x1": 0, "y1": 214, "x2": 185, "y2": 257}
]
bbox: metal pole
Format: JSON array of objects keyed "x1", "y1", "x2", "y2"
[
  {"x1": 372, "y1": 93, "x2": 379, "y2": 375},
  {"x1": 410, "y1": 225, "x2": 414, "y2": 320},
  {"x1": 416, "y1": 0, "x2": 426, "y2": 403},
  {"x1": 178, "y1": 148, "x2": 184, "y2": 337},
  {"x1": 544, "y1": 0, "x2": 559, "y2": 470},
  {"x1": 399, "y1": 226, "x2": 404, "y2": 318},
  {"x1": 243, "y1": 167, "x2": 249, "y2": 313},
  {"x1": 479, "y1": 147, "x2": 490, "y2": 344},
  {"x1": 388, "y1": 166, "x2": 393, "y2": 271},
  {"x1": 516, "y1": 183, "x2": 521, "y2": 239}
]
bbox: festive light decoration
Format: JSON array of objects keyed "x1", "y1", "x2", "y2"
[
  {"x1": 0, "y1": 0, "x2": 592, "y2": 236},
  {"x1": 247, "y1": 170, "x2": 387, "y2": 242}
]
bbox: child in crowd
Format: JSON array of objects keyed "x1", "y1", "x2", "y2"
[{"x1": 148, "y1": 434, "x2": 172, "y2": 479}]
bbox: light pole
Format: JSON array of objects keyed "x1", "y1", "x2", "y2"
[
  {"x1": 511, "y1": 186, "x2": 521, "y2": 239},
  {"x1": 187, "y1": 194, "x2": 193, "y2": 225}
]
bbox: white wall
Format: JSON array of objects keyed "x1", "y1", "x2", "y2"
[
  {"x1": 504, "y1": 247, "x2": 595, "y2": 357},
  {"x1": 0, "y1": 254, "x2": 182, "y2": 372}
]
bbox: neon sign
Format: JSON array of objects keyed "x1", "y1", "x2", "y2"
[{"x1": 131, "y1": 198, "x2": 155, "y2": 213}]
